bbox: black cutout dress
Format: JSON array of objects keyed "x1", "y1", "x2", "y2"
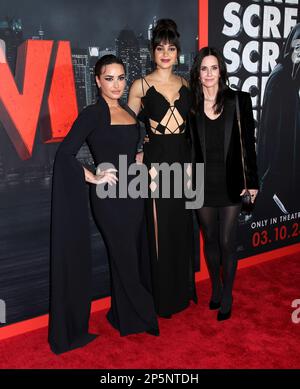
[{"x1": 138, "y1": 78, "x2": 197, "y2": 317}]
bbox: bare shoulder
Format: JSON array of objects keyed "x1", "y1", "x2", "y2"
[{"x1": 129, "y1": 78, "x2": 144, "y2": 98}]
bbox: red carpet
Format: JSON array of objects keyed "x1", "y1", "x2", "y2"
[{"x1": 0, "y1": 253, "x2": 299, "y2": 369}]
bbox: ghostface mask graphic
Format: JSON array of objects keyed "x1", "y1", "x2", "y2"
[
  {"x1": 284, "y1": 23, "x2": 300, "y2": 81},
  {"x1": 291, "y1": 38, "x2": 300, "y2": 80}
]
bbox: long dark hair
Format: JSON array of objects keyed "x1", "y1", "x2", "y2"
[
  {"x1": 94, "y1": 54, "x2": 125, "y2": 80},
  {"x1": 190, "y1": 47, "x2": 229, "y2": 114},
  {"x1": 151, "y1": 19, "x2": 181, "y2": 63}
]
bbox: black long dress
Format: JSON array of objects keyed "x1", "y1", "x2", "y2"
[
  {"x1": 49, "y1": 96, "x2": 158, "y2": 354},
  {"x1": 139, "y1": 78, "x2": 197, "y2": 317}
]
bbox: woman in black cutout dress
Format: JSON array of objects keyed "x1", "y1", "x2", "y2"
[
  {"x1": 189, "y1": 47, "x2": 258, "y2": 321},
  {"x1": 129, "y1": 19, "x2": 197, "y2": 318},
  {"x1": 49, "y1": 55, "x2": 158, "y2": 355}
]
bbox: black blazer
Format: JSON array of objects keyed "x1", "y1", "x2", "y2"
[{"x1": 189, "y1": 88, "x2": 259, "y2": 203}]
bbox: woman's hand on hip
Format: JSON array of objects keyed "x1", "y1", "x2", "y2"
[{"x1": 94, "y1": 168, "x2": 118, "y2": 186}]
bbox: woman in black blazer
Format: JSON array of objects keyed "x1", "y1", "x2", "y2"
[{"x1": 189, "y1": 47, "x2": 259, "y2": 321}]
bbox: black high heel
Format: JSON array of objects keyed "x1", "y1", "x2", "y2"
[
  {"x1": 217, "y1": 297, "x2": 233, "y2": 321},
  {"x1": 209, "y1": 285, "x2": 223, "y2": 310},
  {"x1": 209, "y1": 300, "x2": 221, "y2": 310},
  {"x1": 217, "y1": 309, "x2": 231, "y2": 321}
]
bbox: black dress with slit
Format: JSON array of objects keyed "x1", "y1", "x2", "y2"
[
  {"x1": 49, "y1": 96, "x2": 158, "y2": 354},
  {"x1": 138, "y1": 77, "x2": 197, "y2": 317}
]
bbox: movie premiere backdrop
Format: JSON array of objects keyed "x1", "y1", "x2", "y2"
[
  {"x1": 205, "y1": 0, "x2": 300, "y2": 255},
  {"x1": 0, "y1": 0, "x2": 299, "y2": 326}
]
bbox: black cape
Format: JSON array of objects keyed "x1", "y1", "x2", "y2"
[{"x1": 48, "y1": 98, "x2": 110, "y2": 354}]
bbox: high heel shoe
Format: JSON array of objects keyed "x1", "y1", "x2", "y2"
[
  {"x1": 217, "y1": 297, "x2": 233, "y2": 321},
  {"x1": 209, "y1": 300, "x2": 221, "y2": 310},
  {"x1": 217, "y1": 308, "x2": 231, "y2": 321},
  {"x1": 209, "y1": 285, "x2": 223, "y2": 310}
]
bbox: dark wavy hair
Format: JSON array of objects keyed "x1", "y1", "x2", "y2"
[
  {"x1": 190, "y1": 47, "x2": 229, "y2": 114},
  {"x1": 151, "y1": 19, "x2": 181, "y2": 62},
  {"x1": 94, "y1": 54, "x2": 125, "y2": 79}
]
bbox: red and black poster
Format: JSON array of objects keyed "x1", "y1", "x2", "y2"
[{"x1": 201, "y1": 0, "x2": 300, "y2": 257}]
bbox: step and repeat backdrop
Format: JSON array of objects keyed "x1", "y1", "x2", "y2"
[{"x1": 0, "y1": 0, "x2": 299, "y2": 326}]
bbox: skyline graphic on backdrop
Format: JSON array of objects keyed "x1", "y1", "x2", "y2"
[{"x1": 0, "y1": 7, "x2": 197, "y2": 184}]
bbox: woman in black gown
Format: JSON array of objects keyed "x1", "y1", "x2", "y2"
[
  {"x1": 49, "y1": 55, "x2": 158, "y2": 354},
  {"x1": 189, "y1": 47, "x2": 259, "y2": 320},
  {"x1": 128, "y1": 19, "x2": 197, "y2": 318}
]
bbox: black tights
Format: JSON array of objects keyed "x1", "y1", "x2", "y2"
[{"x1": 196, "y1": 205, "x2": 241, "y2": 312}]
